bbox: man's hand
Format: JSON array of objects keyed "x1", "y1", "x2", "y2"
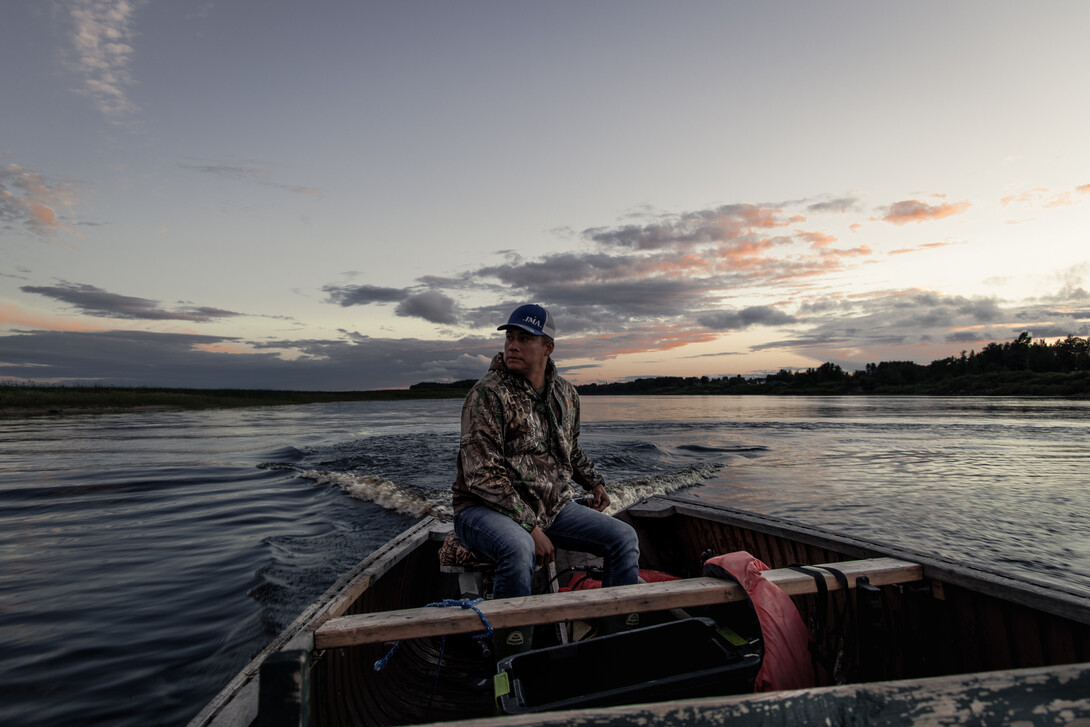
[
  {"x1": 590, "y1": 484, "x2": 611, "y2": 512},
  {"x1": 530, "y1": 525, "x2": 554, "y2": 565}
]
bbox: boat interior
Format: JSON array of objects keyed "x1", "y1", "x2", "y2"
[{"x1": 190, "y1": 495, "x2": 1090, "y2": 726}]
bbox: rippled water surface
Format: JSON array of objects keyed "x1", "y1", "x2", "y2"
[{"x1": 1, "y1": 396, "x2": 1088, "y2": 726}]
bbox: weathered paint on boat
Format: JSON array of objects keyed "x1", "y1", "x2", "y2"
[{"x1": 441, "y1": 662, "x2": 1090, "y2": 727}]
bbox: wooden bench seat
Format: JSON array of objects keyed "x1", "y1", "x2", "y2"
[{"x1": 314, "y1": 557, "x2": 922, "y2": 650}]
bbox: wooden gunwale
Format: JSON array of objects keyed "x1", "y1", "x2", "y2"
[
  {"x1": 186, "y1": 518, "x2": 439, "y2": 727},
  {"x1": 631, "y1": 496, "x2": 1090, "y2": 627},
  {"x1": 435, "y1": 661, "x2": 1090, "y2": 726}
]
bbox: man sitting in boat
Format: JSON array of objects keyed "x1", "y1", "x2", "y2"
[{"x1": 451, "y1": 303, "x2": 640, "y2": 656}]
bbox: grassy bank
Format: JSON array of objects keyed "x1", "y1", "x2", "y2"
[
  {"x1": 577, "y1": 370, "x2": 1090, "y2": 397},
  {"x1": 0, "y1": 384, "x2": 470, "y2": 418},
  {"x1": 5, "y1": 367, "x2": 1088, "y2": 418}
]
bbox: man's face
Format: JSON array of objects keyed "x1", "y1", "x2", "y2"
[{"x1": 504, "y1": 329, "x2": 553, "y2": 382}]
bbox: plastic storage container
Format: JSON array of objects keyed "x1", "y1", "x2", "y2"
[{"x1": 494, "y1": 617, "x2": 761, "y2": 714}]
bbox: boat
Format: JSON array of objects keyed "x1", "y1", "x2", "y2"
[{"x1": 188, "y1": 494, "x2": 1090, "y2": 726}]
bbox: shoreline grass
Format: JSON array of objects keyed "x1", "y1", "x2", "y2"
[
  {"x1": 0, "y1": 384, "x2": 469, "y2": 418},
  {"x1": 4, "y1": 371, "x2": 1087, "y2": 419}
]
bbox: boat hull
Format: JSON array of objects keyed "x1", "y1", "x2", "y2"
[{"x1": 189, "y1": 496, "x2": 1090, "y2": 726}]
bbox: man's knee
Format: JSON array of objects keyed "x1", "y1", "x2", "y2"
[
  {"x1": 492, "y1": 529, "x2": 536, "y2": 599},
  {"x1": 619, "y1": 523, "x2": 640, "y2": 562},
  {"x1": 610, "y1": 519, "x2": 640, "y2": 557},
  {"x1": 498, "y1": 530, "x2": 536, "y2": 570}
]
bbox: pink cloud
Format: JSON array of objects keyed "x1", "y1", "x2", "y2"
[
  {"x1": 1000, "y1": 188, "x2": 1049, "y2": 206},
  {"x1": 193, "y1": 341, "x2": 256, "y2": 355},
  {"x1": 0, "y1": 162, "x2": 79, "y2": 238},
  {"x1": 567, "y1": 325, "x2": 721, "y2": 360},
  {"x1": 585, "y1": 203, "x2": 804, "y2": 251},
  {"x1": 831, "y1": 244, "x2": 872, "y2": 258},
  {"x1": 1001, "y1": 184, "x2": 1090, "y2": 209},
  {"x1": 715, "y1": 238, "x2": 779, "y2": 267},
  {"x1": 875, "y1": 199, "x2": 971, "y2": 226},
  {"x1": 28, "y1": 202, "x2": 60, "y2": 229},
  {"x1": 1044, "y1": 193, "x2": 1075, "y2": 208},
  {"x1": 888, "y1": 241, "x2": 964, "y2": 256},
  {"x1": 797, "y1": 230, "x2": 838, "y2": 249},
  {"x1": 0, "y1": 303, "x2": 108, "y2": 332}
]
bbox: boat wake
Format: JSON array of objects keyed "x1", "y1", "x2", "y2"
[
  {"x1": 603, "y1": 463, "x2": 721, "y2": 514},
  {"x1": 278, "y1": 462, "x2": 721, "y2": 521},
  {"x1": 297, "y1": 469, "x2": 455, "y2": 519}
]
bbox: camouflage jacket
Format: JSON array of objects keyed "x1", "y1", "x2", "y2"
[{"x1": 452, "y1": 352, "x2": 605, "y2": 532}]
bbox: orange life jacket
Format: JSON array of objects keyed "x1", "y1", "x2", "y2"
[{"x1": 703, "y1": 551, "x2": 815, "y2": 692}]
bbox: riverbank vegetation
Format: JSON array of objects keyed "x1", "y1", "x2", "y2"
[
  {"x1": 3, "y1": 332, "x2": 1087, "y2": 416},
  {"x1": 577, "y1": 333, "x2": 1090, "y2": 397},
  {"x1": 0, "y1": 383, "x2": 470, "y2": 417}
]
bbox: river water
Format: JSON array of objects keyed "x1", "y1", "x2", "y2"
[{"x1": 1, "y1": 395, "x2": 1088, "y2": 726}]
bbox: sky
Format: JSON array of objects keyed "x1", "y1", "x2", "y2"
[{"x1": 2, "y1": 1, "x2": 1089, "y2": 390}]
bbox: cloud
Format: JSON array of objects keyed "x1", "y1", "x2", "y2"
[
  {"x1": 180, "y1": 161, "x2": 325, "y2": 197},
  {"x1": 696, "y1": 306, "x2": 796, "y2": 331},
  {"x1": 1001, "y1": 184, "x2": 1090, "y2": 209},
  {"x1": 6, "y1": 280, "x2": 1087, "y2": 389},
  {"x1": 805, "y1": 197, "x2": 861, "y2": 214},
  {"x1": 797, "y1": 230, "x2": 838, "y2": 249},
  {"x1": 323, "y1": 284, "x2": 460, "y2": 325},
  {"x1": 0, "y1": 319, "x2": 734, "y2": 389},
  {"x1": 583, "y1": 203, "x2": 804, "y2": 251},
  {"x1": 299, "y1": 190, "x2": 1090, "y2": 382},
  {"x1": 759, "y1": 288, "x2": 1090, "y2": 372},
  {"x1": 478, "y1": 252, "x2": 630, "y2": 288},
  {"x1": 0, "y1": 330, "x2": 285, "y2": 386},
  {"x1": 1038, "y1": 263, "x2": 1090, "y2": 304},
  {"x1": 0, "y1": 302, "x2": 110, "y2": 332},
  {"x1": 0, "y1": 328, "x2": 503, "y2": 389},
  {"x1": 0, "y1": 162, "x2": 78, "y2": 237},
  {"x1": 325, "y1": 284, "x2": 406, "y2": 306},
  {"x1": 395, "y1": 291, "x2": 458, "y2": 324},
  {"x1": 559, "y1": 324, "x2": 722, "y2": 360},
  {"x1": 1000, "y1": 187, "x2": 1050, "y2": 207},
  {"x1": 888, "y1": 241, "x2": 965, "y2": 256},
  {"x1": 874, "y1": 198, "x2": 971, "y2": 225},
  {"x1": 64, "y1": 0, "x2": 147, "y2": 122},
  {"x1": 468, "y1": 221, "x2": 867, "y2": 329},
  {"x1": 477, "y1": 270, "x2": 713, "y2": 321},
  {"x1": 20, "y1": 282, "x2": 239, "y2": 321},
  {"x1": 314, "y1": 197, "x2": 909, "y2": 347}
]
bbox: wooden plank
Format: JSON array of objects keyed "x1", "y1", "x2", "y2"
[
  {"x1": 440, "y1": 661, "x2": 1090, "y2": 727},
  {"x1": 314, "y1": 557, "x2": 922, "y2": 650}
]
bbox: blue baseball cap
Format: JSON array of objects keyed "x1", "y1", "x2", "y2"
[{"x1": 498, "y1": 304, "x2": 556, "y2": 338}]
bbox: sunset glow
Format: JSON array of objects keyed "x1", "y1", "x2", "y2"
[{"x1": 2, "y1": 2, "x2": 1088, "y2": 389}]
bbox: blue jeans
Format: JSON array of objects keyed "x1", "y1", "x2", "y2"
[{"x1": 454, "y1": 502, "x2": 640, "y2": 599}]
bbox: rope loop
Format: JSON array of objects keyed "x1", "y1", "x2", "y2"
[{"x1": 373, "y1": 597, "x2": 493, "y2": 671}]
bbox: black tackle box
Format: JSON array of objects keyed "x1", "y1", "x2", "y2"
[{"x1": 494, "y1": 617, "x2": 761, "y2": 714}]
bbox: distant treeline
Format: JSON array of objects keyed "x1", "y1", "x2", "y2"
[
  {"x1": 576, "y1": 333, "x2": 1090, "y2": 397},
  {"x1": 0, "y1": 384, "x2": 470, "y2": 417},
  {"x1": 5, "y1": 333, "x2": 1088, "y2": 417},
  {"x1": 408, "y1": 379, "x2": 478, "y2": 392}
]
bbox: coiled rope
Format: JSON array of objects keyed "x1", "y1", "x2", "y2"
[{"x1": 373, "y1": 597, "x2": 493, "y2": 671}]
